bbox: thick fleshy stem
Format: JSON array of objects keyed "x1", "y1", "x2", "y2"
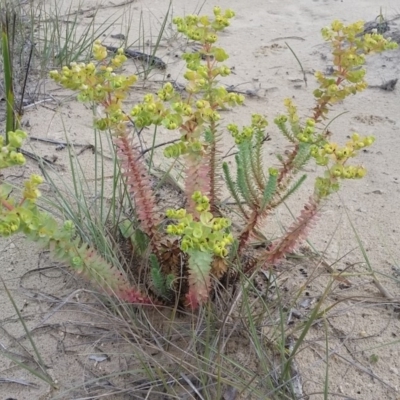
[
  {"x1": 184, "y1": 152, "x2": 211, "y2": 216},
  {"x1": 185, "y1": 249, "x2": 213, "y2": 309},
  {"x1": 263, "y1": 195, "x2": 320, "y2": 265},
  {"x1": 48, "y1": 239, "x2": 154, "y2": 305},
  {"x1": 114, "y1": 133, "x2": 161, "y2": 239},
  {"x1": 207, "y1": 121, "x2": 222, "y2": 214}
]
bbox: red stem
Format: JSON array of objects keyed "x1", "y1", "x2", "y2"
[{"x1": 1, "y1": 198, "x2": 14, "y2": 211}]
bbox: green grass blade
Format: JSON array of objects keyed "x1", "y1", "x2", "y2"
[
  {"x1": 1, "y1": 26, "x2": 15, "y2": 142},
  {"x1": 285, "y1": 41, "x2": 307, "y2": 87},
  {"x1": 1, "y1": 277, "x2": 56, "y2": 387}
]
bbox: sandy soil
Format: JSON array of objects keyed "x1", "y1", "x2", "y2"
[{"x1": 1, "y1": 0, "x2": 400, "y2": 399}]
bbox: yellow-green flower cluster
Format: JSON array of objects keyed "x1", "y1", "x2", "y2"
[
  {"x1": 166, "y1": 191, "x2": 233, "y2": 257},
  {"x1": 310, "y1": 132, "x2": 374, "y2": 166},
  {"x1": 251, "y1": 113, "x2": 269, "y2": 130},
  {"x1": 228, "y1": 124, "x2": 254, "y2": 144},
  {"x1": 0, "y1": 130, "x2": 27, "y2": 169},
  {"x1": 313, "y1": 70, "x2": 367, "y2": 103},
  {"x1": 0, "y1": 209, "x2": 20, "y2": 236},
  {"x1": 191, "y1": 191, "x2": 210, "y2": 212},
  {"x1": 1, "y1": 173, "x2": 45, "y2": 236},
  {"x1": 93, "y1": 41, "x2": 108, "y2": 61},
  {"x1": 322, "y1": 20, "x2": 398, "y2": 53},
  {"x1": 183, "y1": 63, "x2": 234, "y2": 100},
  {"x1": 329, "y1": 164, "x2": 367, "y2": 179},
  {"x1": 173, "y1": 7, "x2": 235, "y2": 44},
  {"x1": 50, "y1": 62, "x2": 96, "y2": 91},
  {"x1": 314, "y1": 20, "x2": 397, "y2": 116},
  {"x1": 131, "y1": 92, "x2": 170, "y2": 128},
  {"x1": 313, "y1": 133, "x2": 375, "y2": 197},
  {"x1": 274, "y1": 115, "x2": 288, "y2": 129},
  {"x1": 0, "y1": 129, "x2": 27, "y2": 169},
  {"x1": 50, "y1": 56, "x2": 136, "y2": 103},
  {"x1": 128, "y1": 8, "x2": 245, "y2": 167},
  {"x1": 296, "y1": 118, "x2": 318, "y2": 143},
  {"x1": 284, "y1": 98, "x2": 299, "y2": 123},
  {"x1": 157, "y1": 81, "x2": 175, "y2": 101},
  {"x1": 194, "y1": 99, "x2": 222, "y2": 122},
  {"x1": 23, "y1": 174, "x2": 44, "y2": 201},
  {"x1": 228, "y1": 114, "x2": 268, "y2": 144},
  {"x1": 164, "y1": 139, "x2": 205, "y2": 159},
  {"x1": 50, "y1": 41, "x2": 137, "y2": 131},
  {"x1": 275, "y1": 98, "x2": 315, "y2": 143}
]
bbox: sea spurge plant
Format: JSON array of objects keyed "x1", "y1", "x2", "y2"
[
  {"x1": 50, "y1": 42, "x2": 137, "y2": 130},
  {"x1": 0, "y1": 11, "x2": 396, "y2": 310},
  {"x1": 313, "y1": 20, "x2": 397, "y2": 121},
  {"x1": 137, "y1": 8, "x2": 243, "y2": 213},
  {"x1": 166, "y1": 191, "x2": 233, "y2": 307},
  {"x1": 166, "y1": 192, "x2": 233, "y2": 256},
  {"x1": 222, "y1": 19, "x2": 395, "y2": 263},
  {"x1": 22, "y1": 174, "x2": 44, "y2": 201},
  {"x1": 0, "y1": 129, "x2": 26, "y2": 168},
  {"x1": 0, "y1": 133, "x2": 152, "y2": 303},
  {"x1": 312, "y1": 133, "x2": 375, "y2": 198}
]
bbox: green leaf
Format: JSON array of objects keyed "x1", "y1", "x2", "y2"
[
  {"x1": 293, "y1": 142, "x2": 312, "y2": 171},
  {"x1": 132, "y1": 228, "x2": 149, "y2": 255},
  {"x1": 260, "y1": 170, "x2": 278, "y2": 212},
  {"x1": 276, "y1": 118, "x2": 296, "y2": 143},
  {"x1": 223, "y1": 162, "x2": 249, "y2": 218},
  {"x1": 199, "y1": 211, "x2": 213, "y2": 226},
  {"x1": 213, "y1": 47, "x2": 229, "y2": 62},
  {"x1": 150, "y1": 253, "x2": 171, "y2": 299},
  {"x1": 278, "y1": 175, "x2": 307, "y2": 205},
  {"x1": 250, "y1": 130, "x2": 267, "y2": 191},
  {"x1": 239, "y1": 140, "x2": 260, "y2": 204},
  {"x1": 186, "y1": 249, "x2": 213, "y2": 307},
  {"x1": 0, "y1": 182, "x2": 13, "y2": 198},
  {"x1": 236, "y1": 157, "x2": 252, "y2": 206},
  {"x1": 118, "y1": 219, "x2": 134, "y2": 239}
]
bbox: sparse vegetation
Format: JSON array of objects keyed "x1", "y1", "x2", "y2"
[{"x1": 0, "y1": 2, "x2": 399, "y2": 399}]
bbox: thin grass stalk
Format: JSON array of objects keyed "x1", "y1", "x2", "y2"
[
  {"x1": 17, "y1": 42, "x2": 33, "y2": 116},
  {"x1": 1, "y1": 24, "x2": 14, "y2": 142},
  {"x1": 323, "y1": 316, "x2": 329, "y2": 400},
  {"x1": 0, "y1": 350, "x2": 56, "y2": 388},
  {"x1": 344, "y1": 204, "x2": 393, "y2": 299},
  {"x1": 32, "y1": 0, "x2": 120, "y2": 72},
  {"x1": 147, "y1": 125, "x2": 158, "y2": 173},
  {"x1": 281, "y1": 277, "x2": 335, "y2": 382},
  {"x1": 285, "y1": 41, "x2": 307, "y2": 87},
  {"x1": 150, "y1": 1, "x2": 170, "y2": 66},
  {"x1": 1, "y1": 278, "x2": 56, "y2": 387}
]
